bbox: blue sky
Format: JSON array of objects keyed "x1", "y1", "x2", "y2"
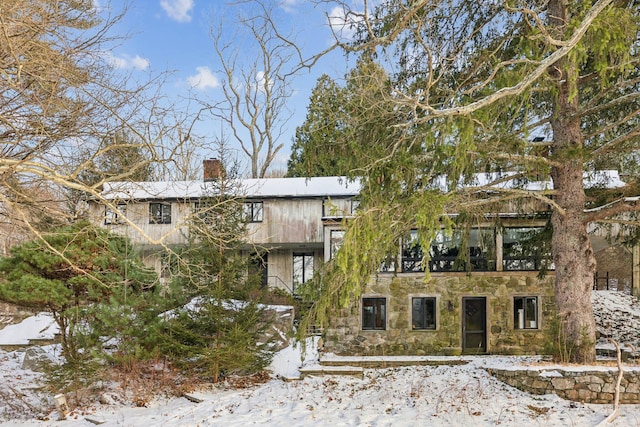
[{"x1": 103, "y1": 0, "x2": 359, "y2": 174}]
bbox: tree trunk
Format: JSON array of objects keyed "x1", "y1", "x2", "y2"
[{"x1": 548, "y1": 0, "x2": 597, "y2": 363}]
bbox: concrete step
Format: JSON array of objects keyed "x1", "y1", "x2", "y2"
[
  {"x1": 298, "y1": 365, "x2": 364, "y2": 379},
  {"x1": 319, "y1": 356, "x2": 468, "y2": 369}
]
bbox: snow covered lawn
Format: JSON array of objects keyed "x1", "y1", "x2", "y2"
[{"x1": 1, "y1": 290, "x2": 640, "y2": 426}]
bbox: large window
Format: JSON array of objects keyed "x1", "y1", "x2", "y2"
[
  {"x1": 503, "y1": 227, "x2": 553, "y2": 271},
  {"x1": 329, "y1": 230, "x2": 344, "y2": 259},
  {"x1": 362, "y1": 297, "x2": 386, "y2": 330},
  {"x1": 243, "y1": 201, "x2": 263, "y2": 222},
  {"x1": 402, "y1": 230, "x2": 424, "y2": 272},
  {"x1": 293, "y1": 253, "x2": 314, "y2": 289},
  {"x1": 105, "y1": 203, "x2": 126, "y2": 225},
  {"x1": 429, "y1": 229, "x2": 495, "y2": 272},
  {"x1": 403, "y1": 228, "x2": 496, "y2": 273},
  {"x1": 514, "y1": 296, "x2": 538, "y2": 329},
  {"x1": 412, "y1": 297, "x2": 436, "y2": 330},
  {"x1": 149, "y1": 203, "x2": 171, "y2": 224}
]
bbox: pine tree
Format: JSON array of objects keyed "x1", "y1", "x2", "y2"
[
  {"x1": 0, "y1": 221, "x2": 157, "y2": 363},
  {"x1": 161, "y1": 162, "x2": 274, "y2": 382}
]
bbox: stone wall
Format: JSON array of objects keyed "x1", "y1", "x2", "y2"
[
  {"x1": 324, "y1": 272, "x2": 555, "y2": 356},
  {"x1": 489, "y1": 367, "x2": 640, "y2": 404},
  {"x1": 0, "y1": 302, "x2": 34, "y2": 328}
]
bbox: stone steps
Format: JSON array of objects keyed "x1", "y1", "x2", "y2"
[
  {"x1": 296, "y1": 356, "x2": 469, "y2": 380},
  {"x1": 299, "y1": 365, "x2": 364, "y2": 379}
]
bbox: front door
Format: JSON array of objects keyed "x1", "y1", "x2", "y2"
[{"x1": 462, "y1": 297, "x2": 487, "y2": 354}]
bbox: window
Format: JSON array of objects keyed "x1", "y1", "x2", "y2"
[
  {"x1": 330, "y1": 230, "x2": 344, "y2": 259},
  {"x1": 193, "y1": 201, "x2": 219, "y2": 224},
  {"x1": 412, "y1": 297, "x2": 436, "y2": 330},
  {"x1": 244, "y1": 201, "x2": 263, "y2": 222},
  {"x1": 378, "y1": 253, "x2": 397, "y2": 272},
  {"x1": 428, "y1": 228, "x2": 496, "y2": 272},
  {"x1": 503, "y1": 227, "x2": 553, "y2": 271},
  {"x1": 293, "y1": 253, "x2": 314, "y2": 289},
  {"x1": 514, "y1": 296, "x2": 538, "y2": 329},
  {"x1": 105, "y1": 203, "x2": 126, "y2": 225},
  {"x1": 149, "y1": 203, "x2": 171, "y2": 224},
  {"x1": 402, "y1": 230, "x2": 424, "y2": 272},
  {"x1": 362, "y1": 298, "x2": 386, "y2": 330}
]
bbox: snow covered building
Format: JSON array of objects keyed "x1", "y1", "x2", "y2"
[{"x1": 91, "y1": 162, "x2": 639, "y2": 356}]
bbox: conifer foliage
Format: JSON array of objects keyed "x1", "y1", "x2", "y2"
[
  {"x1": 0, "y1": 220, "x2": 157, "y2": 363},
  {"x1": 161, "y1": 166, "x2": 274, "y2": 383},
  {"x1": 296, "y1": 0, "x2": 639, "y2": 363}
]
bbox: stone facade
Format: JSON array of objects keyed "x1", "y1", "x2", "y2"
[
  {"x1": 489, "y1": 367, "x2": 640, "y2": 404},
  {"x1": 324, "y1": 272, "x2": 555, "y2": 356}
]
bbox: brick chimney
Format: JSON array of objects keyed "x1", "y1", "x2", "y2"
[{"x1": 203, "y1": 158, "x2": 224, "y2": 181}]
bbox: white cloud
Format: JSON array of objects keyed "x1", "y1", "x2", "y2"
[
  {"x1": 280, "y1": 0, "x2": 299, "y2": 13},
  {"x1": 106, "y1": 54, "x2": 150, "y2": 71},
  {"x1": 187, "y1": 66, "x2": 220, "y2": 91},
  {"x1": 160, "y1": 0, "x2": 194, "y2": 23},
  {"x1": 328, "y1": 5, "x2": 363, "y2": 41}
]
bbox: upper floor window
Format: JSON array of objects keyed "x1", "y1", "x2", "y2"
[
  {"x1": 105, "y1": 203, "x2": 126, "y2": 225},
  {"x1": 149, "y1": 203, "x2": 171, "y2": 224},
  {"x1": 402, "y1": 228, "x2": 496, "y2": 273},
  {"x1": 351, "y1": 199, "x2": 360, "y2": 214},
  {"x1": 244, "y1": 201, "x2": 263, "y2": 222},
  {"x1": 193, "y1": 201, "x2": 219, "y2": 224},
  {"x1": 362, "y1": 297, "x2": 386, "y2": 330},
  {"x1": 402, "y1": 230, "x2": 424, "y2": 272},
  {"x1": 430, "y1": 228, "x2": 496, "y2": 272},
  {"x1": 514, "y1": 296, "x2": 538, "y2": 329},
  {"x1": 503, "y1": 227, "x2": 553, "y2": 271},
  {"x1": 412, "y1": 297, "x2": 436, "y2": 330},
  {"x1": 293, "y1": 253, "x2": 314, "y2": 290},
  {"x1": 329, "y1": 229, "x2": 344, "y2": 259}
]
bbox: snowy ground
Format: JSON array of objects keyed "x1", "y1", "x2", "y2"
[{"x1": 1, "y1": 290, "x2": 640, "y2": 426}]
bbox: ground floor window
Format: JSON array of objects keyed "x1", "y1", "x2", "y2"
[
  {"x1": 293, "y1": 253, "x2": 314, "y2": 289},
  {"x1": 514, "y1": 296, "x2": 538, "y2": 329},
  {"x1": 362, "y1": 297, "x2": 386, "y2": 330},
  {"x1": 412, "y1": 297, "x2": 436, "y2": 330}
]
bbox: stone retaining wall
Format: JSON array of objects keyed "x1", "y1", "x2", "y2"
[
  {"x1": 0, "y1": 302, "x2": 34, "y2": 327},
  {"x1": 489, "y1": 367, "x2": 640, "y2": 404}
]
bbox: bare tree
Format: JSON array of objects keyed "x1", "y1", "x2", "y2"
[
  {"x1": 0, "y1": 0, "x2": 197, "y2": 244},
  {"x1": 207, "y1": 0, "x2": 296, "y2": 178}
]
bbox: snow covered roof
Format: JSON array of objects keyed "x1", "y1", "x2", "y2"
[
  {"x1": 100, "y1": 170, "x2": 626, "y2": 201},
  {"x1": 433, "y1": 170, "x2": 626, "y2": 192},
  {"x1": 101, "y1": 176, "x2": 361, "y2": 200}
]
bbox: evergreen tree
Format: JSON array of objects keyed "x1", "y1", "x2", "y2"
[
  {"x1": 300, "y1": 0, "x2": 640, "y2": 363},
  {"x1": 287, "y1": 56, "x2": 405, "y2": 177},
  {"x1": 161, "y1": 162, "x2": 274, "y2": 382},
  {"x1": 0, "y1": 221, "x2": 157, "y2": 363}
]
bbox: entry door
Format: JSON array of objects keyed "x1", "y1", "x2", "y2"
[{"x1": 462, "y1": 297, "x2": 487, "y2": 354}]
